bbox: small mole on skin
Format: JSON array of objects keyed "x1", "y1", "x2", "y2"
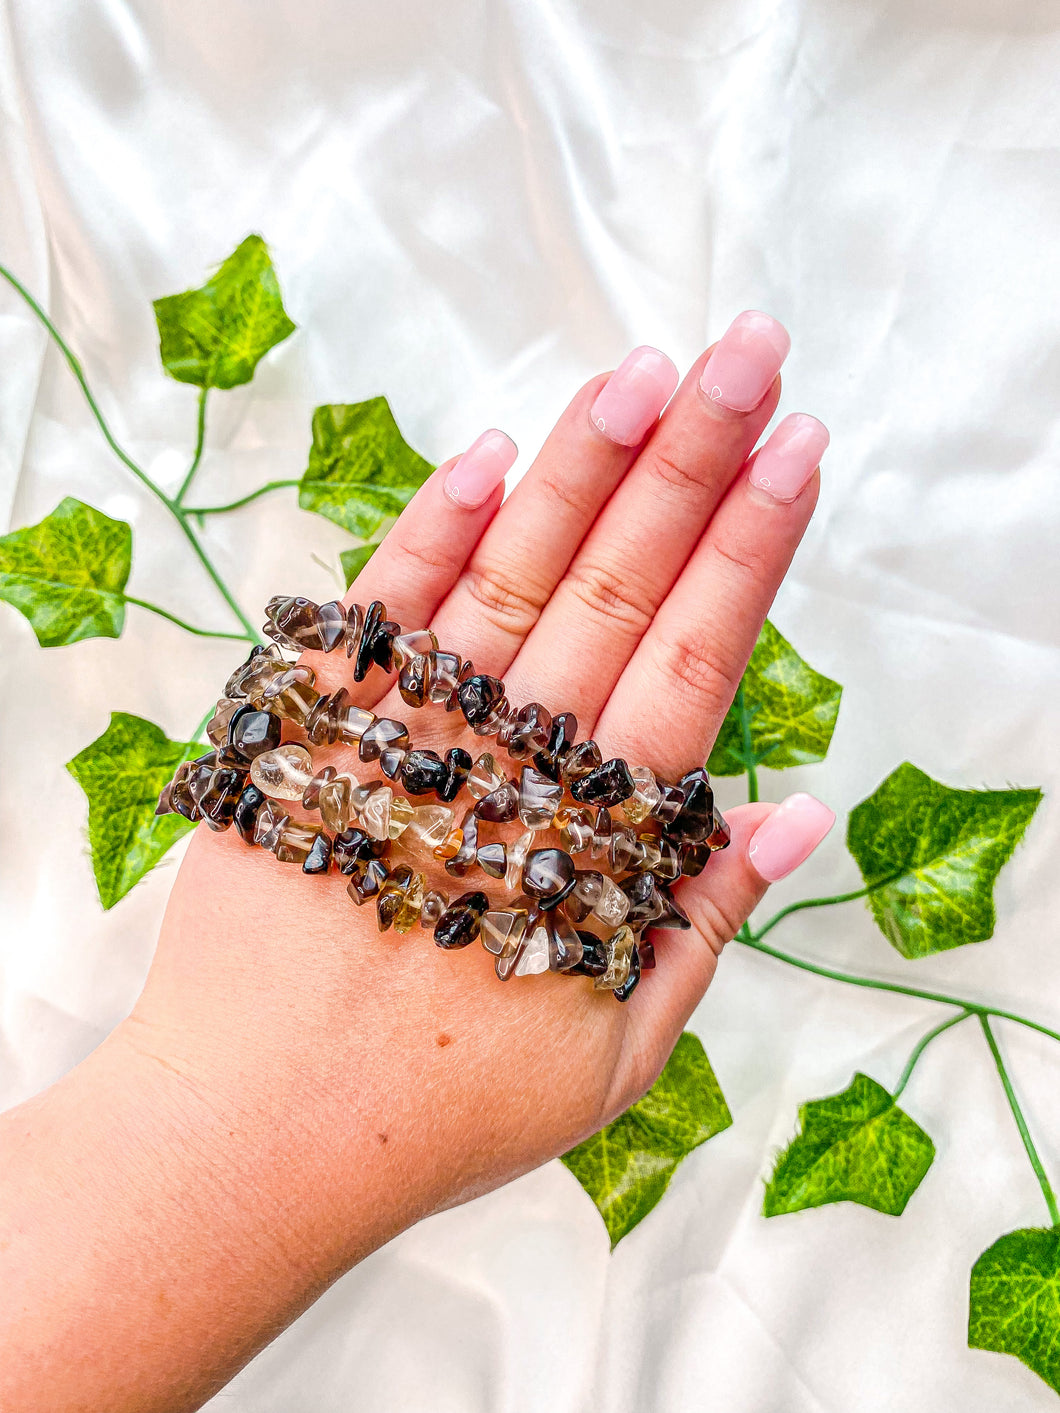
[
  {"x1": 377, "y1": 1132, "x2": 388, "y2": 1145},
  {"x1": 436, "y1": 1033, "x2": 452, "y2": 1047}
]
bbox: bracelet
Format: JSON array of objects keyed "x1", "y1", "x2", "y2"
[{"x1": 156, "y1": 595, "x2": 731, "y2": 1001}]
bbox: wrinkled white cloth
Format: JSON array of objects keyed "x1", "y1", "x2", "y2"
[{"x1": 2, "y1": 1, "x2": 1059, "y2": 1408}]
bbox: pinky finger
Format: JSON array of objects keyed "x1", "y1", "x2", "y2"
[{"x1": 345, "y1": 429, "x2": 517, "y2": 632}]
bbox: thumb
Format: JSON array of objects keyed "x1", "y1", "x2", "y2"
[{"x1": 618, "y1": 794, "x2": 835, "y2": 1102}]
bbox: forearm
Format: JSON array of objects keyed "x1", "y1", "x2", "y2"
[{"x1": 0, "y1": 1025, "x2": 403, "y2": 1413}]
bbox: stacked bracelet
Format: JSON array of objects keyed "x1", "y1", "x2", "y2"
[{"x1": 156, "y1": 595, "x2": 731, "y2": 1001}]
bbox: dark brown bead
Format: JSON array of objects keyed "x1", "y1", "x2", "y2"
[
  {"x1": 169, "y1": 767, "x2": 199, "y2": 821},
  {"x1": 571, "y1": 933, "x2": 609, "y2": 977},
  {"x1": 359, "y1": 718, "x2": 410, "y2": 762},
  {"x1": 398, "y1": 654, "x2": 429, "y2": 707},
  {"x1": 570, "y1": 758, "x2": 636, "y2": 807},
  {"x1": 521, "y1": 847, "x2": 577, "y2": 908},
  {"x1": 346, "y1": 858, "x2": 389, "y2": 905},
  {"x1": 666, "y1": 768, "x2": 714, "y2": 843},
  {"x1": 227, "y1": 705, "x2": 281, "y2": 761},
  {"x1": 653, "y1": 780, "x2": 686, "y2": 824},
  {"x1": 343, "y1": 603, "x2": 364, "y2": 659},
  {"x1": 476, "y1": 841, "x2": 507, "y2": 879},
  {"x1": 154, "y1": 780, "x2": 175, "y2": 816},
  {"x1": 707, "y1": 808, "x2": 732, "y2": 851},
  {"x1": 302, "y1": 832, "x2": 333, "y2": 875},
  {"x1": 186, "y1": 753, "x2": 218, "y2": 807},
  {"x1": 622, "y1": 871, "x2": 665, "y2": 928},
  {"x1": 560, "y1": 739, "x2": 602, "y2": 785},
  {"x1": 474, "y1": 780, "x2": 519, "y2": 823},
  {"x1": 224, "y1": 643, "x2": 272, "y2": 699},
  {"x1": 198, "y1": 766, "x2": 244, "y2": 831},
  {"x1": 505, "y1": 702, "x2": 552, "y2": 761},
  {"x1": 679, "y1": 842, "x2": 710, "y2": 877},
  {"x1": 532, "y1": 711, "x2": 577, "y2": 781},
  {"x1": 370, "y1": 619, "x2": 402, "y2": 671},
  {"x1": 517, "y1": 766, "x2": 563, "y2": 829},
  {"x1": 377, "y1": 864, "x2": 414, "y2": 930},
  {"x1": 379, "y1": 747, "x2": 408, "y2": 780},
  {"x1": 233, "y1": 782, "x2": 267, "y2": 843},
  {"x1": 316, "y1": 600, "x2": 347, "y2": 652},
  {"x1": 264, "y1": 595, "x2": 319, "y2": 650},
  {"x1": 303, "y1": 692, "x2": 333, "y2": 746},
  {"x1": 546, "y1": 911, "x2": 584, "y2": 971},
  {"x1": 434, "y1": 891, "x2": 489, "y2": 949},
  {"x1": 457, "y1": 673, "x2": 505, "y2": 727},
  {"x1": 638, "y1": 938, "x2": 656, "y2": 970},
  {"x1": 302, "y1": 765, "x2": 336, "y2": 810},
  {"x1": 333, "y1": 827, "x2": 385, "y2": 874},
  {"x1": 439, "y1": 748, "x2": 472, "y2": 804},
  {"x1": 613, "y1": 946, "x2": 642, "y2": 1001},
  {"x1": 353, "y1": 600, "x2": 384, "y2": 681},
  {"x1": 652, "y1": 839, "x2": 682, "y2": 883},
  {"x1": 401, "y1": 749, "x2": 449, "y2": 796}
]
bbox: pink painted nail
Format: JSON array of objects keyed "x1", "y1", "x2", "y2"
[
  {"x1": 443, "y1": 429, "x2": 517, "y2": 509},
  {"x1": 748, "y1": 793, "x2": 836, "y2": 882},
  {"x1": 749, "y1": 413, "x2": 829, "y2": 503},
  {"x1": 698, "y1": 310, "x2": 791, "y2": 413},
  {"x1": 589, "y1": 345, "x2": 680, "y2": 446}
]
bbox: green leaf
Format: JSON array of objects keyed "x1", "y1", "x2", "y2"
[
  {"x1": 0, "y1": 497, "x2": 130, "y2": 646},
  {"x1": 969, "y1": 1227, "x2": 1060, "y2": 1394},
  {"x1": 67, "y1": 713, "x2": 201, "y2": 909},
  {"x1": 763, "y1": 1072, "x2": 934, "y2": 1217},
  {"x1": 153, "y1": 234, "x2": 295, "y2": 389},
  {"x1": 708, "y1": 619, "x2": 842, "y2": 775},
  {"x1": 299, "y1": 399, "x2": 434, "y2": 538},
  {"x1": 561, "y1": 1031, "x2": 732, "y2": 1247},
  {"x1": 847, "y1": 762, "x2": 1041, "y2": 959},
  {"x1": 340, "y1": 542, "x2": 379, "y2": 589}
]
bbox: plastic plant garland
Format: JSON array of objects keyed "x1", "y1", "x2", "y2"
[{"x1": 0, "y1": 237, "x2": 1055, "y2": 1399}]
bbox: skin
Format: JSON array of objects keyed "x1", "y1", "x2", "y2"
[{"x1": 0, "y1": 343, "x2": 820, "y2": 1411}]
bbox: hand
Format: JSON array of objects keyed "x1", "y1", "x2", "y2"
[{"x1": 1, "y1": 313, "x2": 835, "y2": 1410}]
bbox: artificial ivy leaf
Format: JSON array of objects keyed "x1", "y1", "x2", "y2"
[
  {"x1": 67, "y1": 713, "x2": 200, "y2": 909},
  {"x1": 153, "y1": 234, "x2": 295, "y2": 389},
  {"x1": 561, "y1": 1031, "x2": 732, "y2": 1248},
  {"x1": 340, "y1": 542, "x2": 378, "y2": 589},
  {"x1": 763, "y1": 1072, "x2": 934, "y2": 1217},
  {"x1": 299, "y1": 399, "x2": 434, "y2": 539},
  {"x1": 847, "y1": 762, "x2": 1041, "y2": 959},
  {"x1": 969, "y1": 1227, "x2": 1060, "y2": 1394},
  {"x1": 708, "y1": 619, "x2": 842, "y2": 775},
  {"x1": 0, "y1": 496, "x2": 130, "y2": 646}
]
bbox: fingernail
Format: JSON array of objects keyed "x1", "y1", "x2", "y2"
[
  {"x1": 749, "y1": 413, "x2": 829, "y2": 502},
  {"x1": 698, "y1": 310, "x2": 790, "y2": 413},
  {"x1": 589, "y1": 345, "x2": 679, "y2": 446},
  {"x1": 748, "y1": 793, "x2": 835, "y2": 882},
  {"x1": 443, "y1": 429, "x2": 517, "y2": 509}
]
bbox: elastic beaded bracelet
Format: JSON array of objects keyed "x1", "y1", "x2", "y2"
[{"x1": 156, "y1": 595, "x2": 731, "y2": 1000}]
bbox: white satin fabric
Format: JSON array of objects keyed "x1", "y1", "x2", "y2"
[{"x1": 2, "y1": 1, "x2": 1059, "y2": 1408}]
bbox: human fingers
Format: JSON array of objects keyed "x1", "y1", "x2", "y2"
[
  {"x1": 503, "y1": 312, "x2": 789, "y2": 726},
  {"x1": 611, "y1": 795, "x2": 835, "y2": 1108},
  {"x1": 596, "y1": 413, "x2": 828, "y2": 778},
  {"x1": 427, "y1": 348, "x2": 680, "y2": 675}
]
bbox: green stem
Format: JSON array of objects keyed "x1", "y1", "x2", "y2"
[
  {"x1": 183, "y1": 479, "x2": 300, "y2": 516},
  {"x1": 893, "y1": 1010, "x2": 974, "y2": 1099},
  {"x1": 174, "y1": 386, "x2": 209, "y2": 504},
  {"x1": 125, "y1": 596, "x2": 253, "y2": 642},
  {"x1": 0, "y1": 260, "x2": 260, "y2": 643},
  {"x1": 736, "y1": 932, "x2": 1060, "y2": 1048},
  {"x1": 0, "y1": 264, "x2": 166, "y2": 501},
  {"x1": 979, "y1": 1014, "x2": 1060, "y2": 1228},
  {"x1": 751, "y1": 885, "x2": 879, "y2": 943},
  {"x1": 735, "y1": 684, "x2": 759, "y2": 803}
]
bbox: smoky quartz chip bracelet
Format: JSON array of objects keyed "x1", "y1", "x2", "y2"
[{"x1": 156, "y1": 595, "x2": 731, "y2": 1000}]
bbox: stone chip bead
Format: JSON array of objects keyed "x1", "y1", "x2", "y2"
[
  {"x1": 621, "y1": 765, "x2": 662, "y2": 825},
  {"x1": 250, "y1": 743, "x2": 314, "y2": 801},
  {"x1": 261, "y1": 666, "x2": 322, "y2": 726},
  {"x1": 505, "y1": 830, "x2": 534, "y2": 891},
  {"x1": 206, "y1": 697, "x2": 240, "y2": 746},
  {"x1": 197, "y1": 766, "x2": 245, "y2": 831},
  {"x1": 434, "y1": 891, "x2": 489, "y2": 949},
  {"x1": 353, "y1": 600, "x2": 385, "y2": 681},
  {"x1": 457, "y1": 673, "x2": 506, "y2": 728},
  {"x1": 560, "y1": 739, "x2": 602, "y2": 786},
  {"x1": 612, "y1": 944, "x2": 642, "y2": 1001},
  {"x1": 427, "y1": 651, "x2": 462, "y2": 705},
  {"x1": 518, "y1": 765, "x2": 563, "y2": 830},
  {"x1": 302, "y1": 832, "x2": 333, "y2": 875},
  {"x1": 667, "y1": 767, "x2": 714, "y2": 843},
  {"x1": 570, "y1": 757, "x2": 636, "y2": 807},
  {"x1": 476, "y1": 841, "x2": 507, "y2": 879},
  {"x1": 514, "y1": 919, "x2": 550, "y2": 976},
  {"x1": 400, "y1": 749, "x2": 449, "y2": 796},
  {"x1": 233, "y1": 782, "x2": 267, "y2": 844},
  {"x1": 560, "y1": 808, "x2": 595, "y2": 855},
  {"x1": 440, "y1": 748, "x2": 472, "y2": 803},
  {"x1": 377, "y1": 865, "x2": 425, "y2": 933},
  {"x1": 401, "y1": 804, "x2": 457, "y2": 855},
  {"x1": 594, "y1": 924, "x2": 635, "y2": 990},
  {"x1": 253, "y1": 799, "x2": 290, "y2": 852},
  {"x1": 445, "y1": 809, "x2": 479, "y2": 876},
  {"x1": 302, "y1": 763, "x2": 337, "y2": 811},
  {"x1": 532, "y1": 711, "x2": 577, "y2": 781},
  {"x1": 419, "y1": 890, "x2": 449, "y2": 929},
  {"x1": 227, "y1": 704, "x2": 282, "y2": 761},
  {"x1": 467, "y1": 753, "x2": 506, "y2": 800},
  {"x1": 333, "y1": 826, "x2": 385, "y2": 875},
  {"x1": 358, "y1": 782, "x2": 394, "y2": 840},
  {"x1": 505, "y1": 703, "x2": 552, "y2": 761},
  {"x1": 521, "y1": 847, "x2": 577, "y2": 908},
  {"x1": 359, "y1": 718, "x2": 410, "y2": 762},
  {"x1": 318, "y1": 773, "x2": 358, "y2": 831},
  {"x1": 391, "y1": 628, "x2": 439, "y2": 671},
  {"x1": 274, "y1": 821, "x2": 323, "y2": 865},
  {"x1": 346, "y1": 858, "x2": 389, "y2": 905},
  {"x1": 474, "y1": 780, "x2": 519, "y2": 823},
  {"x1": 546, "y1": 912, "x2": 584, "y2": 972}
]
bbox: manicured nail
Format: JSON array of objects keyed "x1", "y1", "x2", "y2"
[
  {"x1": 748, "y1": 793, "x2": 835, "y2": 882},
  {"x1": 443, "y1": 429, "x2": 517, "y2": 509},
  {"x1": 589, "y1": 345, "x2": 680, "y2": 446},
  {"x1": 749, "y1": 413, "x2": 829, "y2": 502},
  {"x1": 698, "y1": 310, "x2": 790, "y2": 413}
]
